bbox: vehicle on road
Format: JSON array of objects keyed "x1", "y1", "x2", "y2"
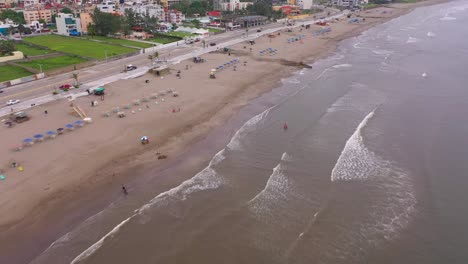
[
  {"x1": 6, "y1": 99, "x2": 20, "y2": 106},
  {"x1": 126, "y1": 65, "x2": 137, "y2": 71},
  {"x1": 10, "y1": 111, "x2": 30, "y2": 123},
  {"x1": 59, "y1": 84, "x2": 71, "y2": 89},
  {"x1": 257, "y1": 28, "x2": 262, "y2": 32},
  {"x1": 209, "y1": 42, "x2": 216, "y2": 46}
]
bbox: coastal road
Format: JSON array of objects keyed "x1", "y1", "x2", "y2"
[{"x1": 0, "y1": 8, "x2": 342, "y2": 117}]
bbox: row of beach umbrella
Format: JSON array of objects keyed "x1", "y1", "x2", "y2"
[
  {"x1": 215, "y1": 58, "x2": 240, "y2": 71},
  {"x1": 21, "y1": 120, "x2": 87, "y2": 148},
  {"x1": 312, "y1": 28, "x2": 331, "y2": 36},
  {"x1": 259, "y1": 48, "x2": 278, "y2": 56},
  {"x1": 287, "y1": 35, "x2": 306, "y2": 43}
]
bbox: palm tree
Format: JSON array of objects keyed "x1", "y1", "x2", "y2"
[{"x1": 72, "y1": 72, "x2": 79, "y2": 86}]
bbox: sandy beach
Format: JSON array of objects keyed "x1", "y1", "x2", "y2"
[{"x1": 0, "y1": 1, "x2": 449, "y2": 262}]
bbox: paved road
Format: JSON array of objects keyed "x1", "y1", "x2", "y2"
[{"x1": 0, "y1": 9, "x2": 343, "y2": 118}]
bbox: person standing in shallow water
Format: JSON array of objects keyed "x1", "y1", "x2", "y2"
[{"x1": 122, "y1": 185, "x2": 128, "y2": 195}]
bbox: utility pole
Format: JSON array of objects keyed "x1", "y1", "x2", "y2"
[
  {"x1": 37, "y1": 64, "x2": 43, "y2": 73},
  {"x1": 105, "y1": 50, "x2": 108, "y2": 63}
]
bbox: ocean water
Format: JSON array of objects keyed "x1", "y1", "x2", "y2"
[{"x1": 30, "y1": 1, "x2": 468, "y2": 263}]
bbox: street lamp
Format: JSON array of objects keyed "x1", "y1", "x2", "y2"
[
  {"x1": 37, "y1": 63, "x2": 43, "y2": 73},
  {"x1": 104, "y1": 50, "x2": 108, "y2": 63}
]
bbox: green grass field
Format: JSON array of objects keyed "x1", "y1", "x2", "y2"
[
  {"x1": 15, "y1": 43, "x2": 50, "y2": 56},
  {"x1": 23, "y1": 35, "x2": 137, "y2": 60},
  {"x1": 207, "y1": 28, "x2": 224, "y2": 33},
  {"x1": 0, "y1": 65, "x2": 33, "y2": 82},
  {"x1": 18, "y1": 55, "x2": 87, "y2": 72},
  {"x1": 149, "y1": 36, "x2": 180, "y2": 44},
  {"x1": 85, "y1": 36, "x2": 153, "y2": 49},
  {"x1": 165, "y1": 31, "x2": 197, "y2": 38}
]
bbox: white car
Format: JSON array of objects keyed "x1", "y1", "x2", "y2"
[{"x1": 6, "y1": 99, "x2": 20, "y2": 106}]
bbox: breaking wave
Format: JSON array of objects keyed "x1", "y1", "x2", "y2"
[
  {"x1": 406, "y1": 36, "x2": 420, "y2": 43},
  {"x1": 427, "y1": 31, "x2": 436, "y2": 37},
  {"x1": 332, "y1": 63, "x2": 352, "y2": 69},
  {"x1": 227, "y1": 109, "x2": 270, "y2": 150}
]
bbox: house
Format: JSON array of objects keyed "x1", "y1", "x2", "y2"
[
  {"x1": 56, "y1": 13, "x2": 82, "y2": 36},
  {"x1": 122, "y1": 4, "x2": 165, "y2": 22},
  {"x1": 80, "y1": 12, "x2": 92, "y2": 33},
  {"x1": 273, "y1": 5, "x2": 301, "y2": 15},
  {"x1": 97, "y1": 1, "x2": 116, "y2": 13},
  {"x1": 331, "y1": 0, "x2": 359, "y2": 6},
  {"x1": 214, "y1": 0, "x2": 253, "y2": 11},
  {"x1": 296, "y1": 0, "x2": 313, "y2": 9},
  {"x1": 23, "y1": 9, "x2": 55, "y2": 24},
  {"x1": 165, "y1": 9, "x2": 185, "y2": 24}
]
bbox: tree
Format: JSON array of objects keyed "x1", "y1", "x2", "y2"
[
  {"x1": 0, "y1": 9, "x2": 26, "y2": 24},
  {"x1": 87, "y1": 23, "x2": 96, "y2": 37},
  {"x1": 0, "y1": 40, "x2": 15, "y2": 56},
  {"x1": 72, "y1": 72, "x2": 79, "y2": 85},
  {"x1": 90, "y1": 8, "x2": 123, "y2": 36},
  {"x1": 192, "y1": 19, "x2": 201, "y2": 28},
  {"x1": 60, "y1": 7, "x2": 73, "y2": 14}
]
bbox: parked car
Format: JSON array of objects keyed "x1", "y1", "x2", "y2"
[
  {"x1": 257, "y1": 28, "x2": 262, "y2": 32},
  {"x1": 126, "y1": 65, "x2": 137, "y2": 71},
  {"x1": 6, "y1": 99, "x2": 20, "y2": 106},
  {"x1": 209, "y1": 42, "x2": 216, "y2": 46},
  {"x1": 59, "y1": 84, "x2": 71, "y2": 89}
]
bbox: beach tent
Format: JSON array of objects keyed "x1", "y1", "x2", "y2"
[
  {"x1": 33, "y1": 134, "x2": 44, "y2": 142},
  {"x1": 94, "y1": 87, "x2": 105, "y2": 95}
]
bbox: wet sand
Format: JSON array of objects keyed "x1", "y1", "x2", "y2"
[{"x1": 0, "y1": 1, "x2": 450, "y2": 263}]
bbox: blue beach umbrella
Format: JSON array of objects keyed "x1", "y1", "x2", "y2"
[
  {"x1": 74, "y1": 120, "x2": 85, "y2": 126},
  {"x1": 33, "y1": 134, "x2": 43, "y2": 139},
  {"x1": 23, "y1": 138, "x2": 33, "y2": 143},
  {"x1": 65, "y1": 124, "x2": 74, "y2": 129},
  {"x1": 46, "y1": 130, "x2": 56, "y2": 136}
]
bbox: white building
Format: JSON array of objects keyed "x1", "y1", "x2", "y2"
[
  {"x1": 331, "y1": 0, "x2": 359, "y2": 6},
  {"x1": 296, "y1": 0, "x2": 313, "y2": 9},
  {"x1": 97, "y1": 1, "x2": 117, "y2": 13},
  {"x1": 22, "y1": 0, "x2": 39, "y2": 7},
  {"x1": 214, "y1": 0, "x2": 252, "y2": 12},
  {"x1": 122, "y1": 4, "x2": 165, "y2": 22},
  {"x1": 56, "y1": 13, "x2": 82, "y2": 36}
]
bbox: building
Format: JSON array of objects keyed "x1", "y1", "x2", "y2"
[
  {"x1": 331, "y1": 0, "x2": 359, "y2": 6},
  {"x1": 0, "y1": 0, "x2": 16, "y2": 9},
  {"x1": 23, "y1": 0, "x2": 39, "y2": 7},
  {"x1": 165, "y1": 8, "x2": 185, "y2": 24},
  {"x1": 82, "y1": 4, "x2": 96, "y2": 13},
  {"x1": 122, "y1": 4, "x2": 165, "y2": 22},
  {"x1": 23, "y1": 9, "x2": 54, "y2": 24},
  {"x1": 80, "y1": 12, "x2": 92, "y2": 33},
  {"x1": 273, "y1": 5, "x2": 300, "y2": 15},
  {"x1": 214, "y1": 0, "x2": 253, "y2": 11},
  {"x1": 97, "y1": 1, "x2": 116, "y2": 13},
  {"x1": 56, "y1": 13, "x2": 82, "y2": 36},
  {"x1": 296, "y1": 0, "x2": 312, "y2": 9}
]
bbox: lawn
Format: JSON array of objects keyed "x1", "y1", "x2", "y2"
[
  {"x1": 18, "y1": 55, "x2": 87, "y2": 72},
  {"x1": 166, "y1": 31, "x2": 197, "y2": 38},
  {"x1": 0, "y1": 65, "x2": 33, "y2": 82},
  {"x1": 23, "y1": 35, "x2": 138, "y2": 60},
  {"x1": 207, "y1": 28, "x2": 224, "y2": 33},
  {"x1": 85, "y1": 36, "x2": 153, "y2": 49},
  {"x1": 15, "y1": 43, "x2": 50, "y2": 56},
  {"x1": 149, "y1": 35, "x2": 180, "y2": 44}
]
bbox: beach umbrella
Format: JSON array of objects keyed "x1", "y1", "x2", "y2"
[
  {"x1": 0, "y1": 175, "x2": 5, "y2": 180},
  {"x1": 46, "y1": 130, "x2": 57, "y2": 138},
  {"x1": 57, "y1": 127, "x2": 64, "y2": 134},
  {"x1": 23, "y1": 138, "x2": 33, "y2": 143},
  {"x1": 74, "y1": 120, "x2": 85, "y2": 127},
  {"x1": 65, "y1": 124, "x2": 74, "y2": 130},
  {"x1": 34, "y1": 134, "x2": 44, "y2": 140}
]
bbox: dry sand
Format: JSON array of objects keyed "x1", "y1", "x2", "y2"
[{"x1": 0, "y1": 0, "x2": 449, "y2": 261}]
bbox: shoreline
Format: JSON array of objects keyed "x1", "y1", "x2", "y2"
[{"x1": 0, "y1": 1, "x2": 451, "y2": 263}]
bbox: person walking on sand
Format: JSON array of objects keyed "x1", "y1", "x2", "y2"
[{"x1": 122, "y1": 185, "x2": 128, "y2": 195}]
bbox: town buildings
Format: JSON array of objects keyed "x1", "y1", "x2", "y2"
[
  {"x1": 296, "y1": 0, "x2": 313, "y2": 9},
  {"x1": 79, "y1": 12, "x2": 92, "y2": 33},
  {"x1": 23, "y1": 9, "x2": 55, "y2": 24},
  {"x1": 214, "y1": 0, "x2": 253, "y2": 11},
  {"x1": 56, "y1": 12, "x2": 82, "y2": 36}
]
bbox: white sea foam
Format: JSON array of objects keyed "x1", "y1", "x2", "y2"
[
  {"x1": 406, "y1": 37, "x2": 420, "y2": 43},
  {"x1": 227, "y1": 109, "x2": 270, "y2": 150},
  {"x1": 331, "y1": 110, "x2": 379, "y2": 181},
  {"x1": 427, "y1": 31, "x2": 436, "y2": 37},
  {"x1": 70, "y1": 218, "x2": 131, "y2": 264},
  {"x1": 372, "y1": 49, "x2": 394, "y2": 56},
  {"x1": 287, "y1": 78, "x2": 301, "y2": 84},
  {"x1": 281, "y1": 152, "x2": 293, "y2": 162},
  {"x1": 440, "y1": 14, "x2": 456, "y2": 20},
  {"x1": 71, "y1": 149, "x2": 227, "y2": 263},
  {"x1": 332, "y1": 63, "x2": 352, "y2": 69}
]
